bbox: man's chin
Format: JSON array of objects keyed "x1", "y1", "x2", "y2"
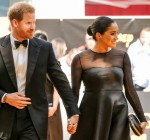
[{"x1": 27, "y1": 35, "x2": 34, "y2": 39}]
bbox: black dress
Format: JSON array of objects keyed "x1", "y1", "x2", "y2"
[{"x1": 70, "y1": 49, "x2": 147, "y2": 140}]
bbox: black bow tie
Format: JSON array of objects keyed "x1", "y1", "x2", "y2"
[{"x1": 14, "y1": 40, "x2": 28, "y2": 48}]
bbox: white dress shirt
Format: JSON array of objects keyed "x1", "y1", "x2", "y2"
[
  {"x1": 127, "y1": 39, "x2": 150, "y2": 88},
  {"x1": 11, "y1": 35, "x2": 29, "y2": 93},
  {"x1": 1, "y1": 35, "x2": 29, "y2": 103}
]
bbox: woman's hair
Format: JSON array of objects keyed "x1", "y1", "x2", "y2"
[
  {"x1": 67, "y1": 48, "x2": 79, "y2": 58},
  {"x1": 87, "y1": 16, "x2": 114, "y2": 41},
  {"x1": 34, "y1": 30, "x2": 48, "y2": 41},
  {"x1": 66, "y1": 48, "x2": 79, "y2": 66},
  {"x1": 51, "y1": 37, "x2": 68, "y2": 59},
  {"x1": 7, "y1": 2, "x2": 35, "y2": 21}
]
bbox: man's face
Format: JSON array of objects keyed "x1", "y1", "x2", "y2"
[
  {"x1": 140, "y1": 30, "x2": 150, "y2": 45},
  {"x1": 12, "y1": 12, "x2": 36, "y2": 41}
]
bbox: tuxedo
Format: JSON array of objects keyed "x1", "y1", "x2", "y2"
[{"x1": 0, "y1": 35, "x2": 79, "y2": 140}]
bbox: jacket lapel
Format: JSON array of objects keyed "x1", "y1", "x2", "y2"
[
  {"x1": 26, "y1": 38, "x2": 41, "y2": 88},
  {"x1": 0, "y1": 35, "x2": 18, "y2": 90}
]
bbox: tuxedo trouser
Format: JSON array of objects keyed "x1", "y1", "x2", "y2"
[{"x1": 9, "y1": 107, "x2": 40, "y2": 140}]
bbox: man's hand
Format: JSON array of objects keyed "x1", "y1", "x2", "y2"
[
  {"x1": 67, "y1": 115, "x2": 79, "y2": 134},
  {"x1": 5, "y1": 92, "x2": 31, "y2": 109}
]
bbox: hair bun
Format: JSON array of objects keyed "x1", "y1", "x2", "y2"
[{"x1": 87, "y1": 26, "x2": 93, "y2": 36}]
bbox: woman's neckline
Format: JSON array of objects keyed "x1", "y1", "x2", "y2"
[{"x1": 90, "y1": 47, "x2": 112, "y2": 54}]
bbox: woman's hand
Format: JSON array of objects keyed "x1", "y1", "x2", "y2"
[
  {"x1": 140, "y1": 122, "x2": 148, "y2": 132},
  {"x1": 48, "y1": 106, "x2": 57, "y2": 117}
]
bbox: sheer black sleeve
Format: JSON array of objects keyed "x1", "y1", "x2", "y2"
[
  {"x1": 123, "y1": 52, "x2": 147, "y2": 122},
  {"x1": 71, "y1": 54, "x2": 82, "y2": 102}
]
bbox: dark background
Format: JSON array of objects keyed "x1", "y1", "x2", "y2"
[{"x1": 36, "y1": 18, "x2": 150, "y2": 52}]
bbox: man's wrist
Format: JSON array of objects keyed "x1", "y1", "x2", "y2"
[{"x1": 2, "y1": 93, "x2": 8, "y2": 103}]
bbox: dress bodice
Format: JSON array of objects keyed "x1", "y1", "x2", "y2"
[{"x1": 83, "y1": 67, "x2": 123, "y2": 91}]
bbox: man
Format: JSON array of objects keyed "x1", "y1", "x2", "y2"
[
  {"x1": 127, "y1": 28, "x2": 150, "y2": 91},
  {"x1": 0, "y1": 2, "x2": 79, "y2": 140}
]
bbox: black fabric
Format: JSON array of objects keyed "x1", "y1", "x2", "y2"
[
  {"x1": 14, "y1": 40, "x2": 28, "y2": 48},
  {"x1": 10, "y1": 108, "x2": 40, "y2": 140},
  {"x1": 70, "y1": 49, "x2": 146, "y2": 140},
  {"x1": 45, "y1": 76, "x2": 54, "y2": 104}
]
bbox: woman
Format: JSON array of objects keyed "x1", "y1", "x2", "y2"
[
  {"x1": 51, "y1": 37, "x2": 68, "y2": 59},
  {"x1": 70, "y1": 16, "x2": 147, "y2": 140}
]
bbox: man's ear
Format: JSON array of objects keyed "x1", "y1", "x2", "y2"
[{"x1": 11, "y1": 19, "x2": 18, "y2": 28}]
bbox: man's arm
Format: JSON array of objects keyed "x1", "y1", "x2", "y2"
[
  {"x1": 46, "y1": 42, "x2": 80, "y2": 134},
  {"x1": 47, "y1": 42, "x2": 80, "y2": 117}
]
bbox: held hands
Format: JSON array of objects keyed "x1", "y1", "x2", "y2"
[
  {"x1": 67, "y1": 115, "x2": 79, "y2": 134},
  {"x1": 5, "y1": 92, "x2": 31, "y2": 109}
]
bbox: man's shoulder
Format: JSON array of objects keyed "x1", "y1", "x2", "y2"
[
  {"x1": 30, "y1": 37, "x2": 52, "y2": 48},
  {"x1": 32, "y1": 37, "x2": 51, "y2": 44},
  {"x1": 0, "y1": 34, "x2": 9, "y2": 41},
  {"x1": 0, "y1": 34, "x2": 10, "y2": 46}
]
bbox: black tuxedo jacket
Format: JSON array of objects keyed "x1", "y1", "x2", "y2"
[{"x1": 0, "y1": 35, "x2": 79, "y2": 140}]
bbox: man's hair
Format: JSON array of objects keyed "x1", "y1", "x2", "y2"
[
  {"x1": 7, "y1": 2, "x2": 35, "y2": 21},
  {"x1": 34, "y1": 30, "x2": 48, "y2": 41},
  {"x1": 141, "y1": 27, "x2": 150, "y2": 33}
]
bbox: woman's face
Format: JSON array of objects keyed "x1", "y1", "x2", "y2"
[{"x1": 99, "y1": 22, "x2": 118, "y2": 48}]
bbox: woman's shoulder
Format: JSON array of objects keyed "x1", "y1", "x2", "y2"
[
  {"x1": 73, "y1": 49, "x2": 88, "y2": 57},
  {"x1": 73, "y1": 49, "x2": 92, "y2": 62},
  {"x1": 111, "y1": 48, "x2": 127, "y2": 56}
]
